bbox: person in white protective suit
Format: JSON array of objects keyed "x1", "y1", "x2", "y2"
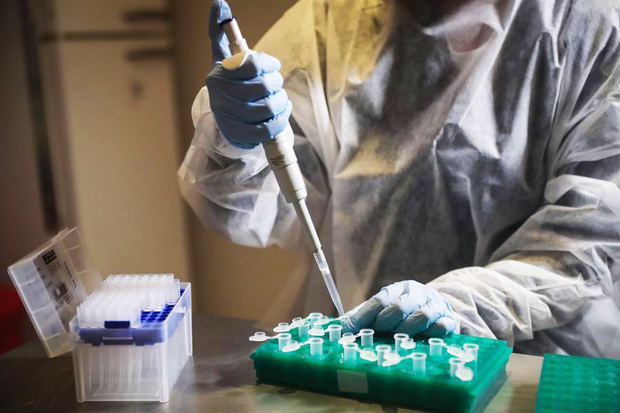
[{"x1": 178, "y1": 0, "x2": 620, "y2": 359}]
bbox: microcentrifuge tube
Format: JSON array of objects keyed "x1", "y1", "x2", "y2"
[
  {"x1": 249, "y1": 331, "x2": 269, "y2": 342},
  {"x1": 359, "y1": 329, "x2": 374, "y2": 348},
  {"x1": 327, "y1": 324, "x2": 342, "y2": 342},
  {"x1": 450, "y1": 358, "x2": 466, "y2": 378},
  {"x1": 412, "y1": 352, "x2": 427, "y2": 374},
  {"x1": 343, "y1": 343, "x2": 358, "y2": 362},
  {"x1": 375, "y1": 345, "x2": 391, "y2": 367},
  {"x1": 308, "y1": 312, "x2": 322, "y2": 323},
  {"x1": 309, "y1": 337, "x2": 323, "y2": 357},
  {"x1": 394, "y1": 333, "x2": 409, "y2": 355},
  {"x1": 298, "y1": 321, "x2": 311, "y2": 338},
  {"x1": 463, "y1": 343, "x2": 479, "y2": 362},
  {"x1": 274, "y1": 322, "x2": 290, "y2": 333},
  {"x1": 429, "y1": 338, "x2": 444, "y2": 357},
  {"x1": 277, "y1": 333, "x2": 292, "y2": 351}
]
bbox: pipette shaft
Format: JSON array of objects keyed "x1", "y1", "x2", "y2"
[{"x1": 220, "y1": 17, "x2": 344, "y2": 316}]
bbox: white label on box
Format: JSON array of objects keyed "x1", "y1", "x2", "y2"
[
  {"x1": 337, "y1": 369, "x2": 369, "y2": 394},
  {"x1": 33, "y1": 247, "x2": 86, "y2": 329}
]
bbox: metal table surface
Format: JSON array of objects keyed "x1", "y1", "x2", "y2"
[{"x1": 0, "y1": 314, "x2": 542, "y2": 412}]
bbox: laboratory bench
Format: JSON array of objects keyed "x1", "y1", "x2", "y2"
[{"x1": 0, "y1": 314, "x2": 543, "y2": 412}]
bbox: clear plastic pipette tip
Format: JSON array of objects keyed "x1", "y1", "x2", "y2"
[{"x1": 312, "y1": 248, "x2": 345, "y2": 316}]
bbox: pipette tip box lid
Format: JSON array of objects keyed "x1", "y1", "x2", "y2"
[{"x1": 7, "y1": 227, "x2": 102, "y2": 357}]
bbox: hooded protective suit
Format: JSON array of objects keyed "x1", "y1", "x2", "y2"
[{"x1": 178, "y1": 0, "x2": 620, "y2": 359}]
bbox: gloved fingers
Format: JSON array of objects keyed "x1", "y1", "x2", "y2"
[
  {"x1": 211, "y1": 89, "x2": 289, "y2": 124},
  {"x1": 218, "y1": 53, "x2": 281, "y2": 81},
  {"x1": 372, "y1": 292, "x2": 427, "y2": 332},
  {"x1": 208, "y1": 71, "x2": 284, "y2": 101},
  {"x1": 227, "y1": 140, "x2": 258, "y2": 149},
  {"x1": 374, "y1": 281, "x2": 410, "y2": 306},
  {"x1": 342, "y1": 281, "x2": 417, "y2": 333},
  {"x1": 341, "y1": 281, "x2": 427, "y2": 333},
  {"x1": 208, "y1": 0, "x2": 233, "y2": 61},
  {"x1": 394, "y1": 298, "x2": 446, "y2": 336},
  {"x1": 421, "y1": 316, "x2": 458, "y2": 337},
  {"x1": 214, "y1": 101, "x2": 292, "y2": 145},
  {"x1": 341, "y1": 296, "x2": 388, "y2": 334},
  {"x1": 256, "y1": 100, "x2": 293, "y2": 138}
]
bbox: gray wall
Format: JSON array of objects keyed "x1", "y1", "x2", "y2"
[{"x1": 0, "y1": 0, "x2": 53, "y2": 283}]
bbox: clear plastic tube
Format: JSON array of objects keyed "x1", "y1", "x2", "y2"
[
  {"x1": 327, "y1": 325, "x2": 342, "y2": 342},
  {"x1": 359, "y1": 329, "x2": 374, "y2": 348},
  {"x1": 277, "y1": 333, "x2": 292, "y2": 351},
  {"x1": 450, "y1": 358, "x2": 465, "y2": 378},
  {"x1": 298, "y1": 321, "x2": 311, "y2": 338},
  {"x1": 312, "y1": 249, "x2": 345, "y2": 316},
  {"x1": 308, "y1": 312, "x2": 323, "y2": 323},
  {"x1": 376, "y1": 345, "x2": 391, "y2": 367},
  {"x1": 463, "y1": 343, "x2": 479, "y2": 361},
  {"x1": 429, "y1": 338, "x2": 444, "y2": 357},
  {"x1": 343, "y1": 343, "x2": 358, "y2": 362},
  {"x1": 412, "y1": 352, "x2": 427, "y2": 374},
  {"x1": 309, "y1": 338, "x2": 323, "y2": 357},
  {"x1": 394, "y1": 333, "x2": 409, "y2": 355}
]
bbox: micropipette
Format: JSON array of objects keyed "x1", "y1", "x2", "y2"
[{"x1": 219, "y1": 16, "x2": 345, "y2": 316}]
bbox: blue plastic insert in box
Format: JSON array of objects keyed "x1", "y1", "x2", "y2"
[{"x1": 78, "y1": 288, "x2": 187, "y2": 346}]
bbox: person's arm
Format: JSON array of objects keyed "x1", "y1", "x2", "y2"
[
  {"x1": 178, "y1": 0, "x2": 332, "y2": 249},
  {"x1": 343, "y1": 3, "x2": 620, "y2": 345},
  {"x1": 430, "y1": 3, "x2": 620, "y2": 344}
]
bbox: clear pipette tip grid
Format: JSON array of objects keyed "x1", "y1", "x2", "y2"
[{"x1": 76, "y1": 274, "x2": 181, "y2": 328}]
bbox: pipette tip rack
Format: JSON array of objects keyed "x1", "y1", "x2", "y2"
[{"x1": 535, "y1": 353, "x2": 620, "y2": 412}]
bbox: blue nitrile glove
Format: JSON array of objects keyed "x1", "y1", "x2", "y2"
[
  {"x1": 206, "y1": 0, "x2": 292, "y2": 149},
  {"x1": 341, "y1": 280, "x2": 459, "y2": 337}
]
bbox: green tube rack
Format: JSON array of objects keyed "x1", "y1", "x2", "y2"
[
  {"x1": 250, "y1": 317, "x2": 512, "y2": 412},
  {"x1": 535, "y1": 354, "x2": 620, "y2": 413}
]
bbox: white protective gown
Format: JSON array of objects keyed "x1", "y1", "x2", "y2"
[{"x1": 178, "y1": 0, "x2": 620, "y2": 358}]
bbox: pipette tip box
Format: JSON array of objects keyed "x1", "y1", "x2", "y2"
[
  {"x1": 7, "y1": 228, "x2": 193, "y2": 402},
  {"x1": 72, "y1": 282, "x2": 192, "y2": 402},
  {"x1": 249, "y1": 315, "x2": 512, "y2": 413}
]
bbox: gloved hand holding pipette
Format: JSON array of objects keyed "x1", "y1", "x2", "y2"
[
  {"x1": 204, "y1": 0, "x2": 345, "y2": 316},
  {"x1": 206, "y1": 54, "x2": 292, "y2": 148},
  {"x1": 206, "y1": 1, "x2": 291, "y2": 149}
]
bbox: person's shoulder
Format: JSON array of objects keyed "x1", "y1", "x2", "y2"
[
  {"x1": 555, "y1": 0, "x2": 619, "y2": 69},
  {"x1": 564, "y1": 0, "x2": 618, "y2": 20},
  {"x1": 254, "y1": 0, "x2": 329, "y2": 76},
  {"x1": 255, "y1": 0, "x2": 328, "y2": 47},
  {"x1": 553, "y1": 0, "x2": 619, "y2": 122},
  {"x1": 560, "y1": 0, "x2": 619, "y2": 40}
]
